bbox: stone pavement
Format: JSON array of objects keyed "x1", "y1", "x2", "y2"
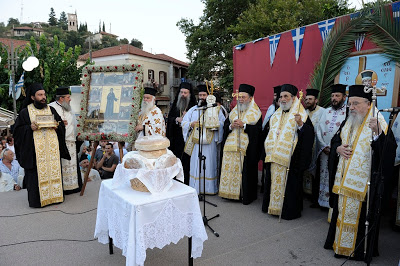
[{"x1": 0, "y1": 180, "x2": 399, "y2": 266}]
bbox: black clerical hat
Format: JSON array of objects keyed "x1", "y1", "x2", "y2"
[
  {"x1": 348, "y1": 85, "x2": 372, "y2": 101},
  {"x1": 273, "y1": 85, "x2": 281, "y2": 95},
  {"x1": 144, "y1": 87, "x2": 157, "y2": 96},
  {"x1": 79, "y1": 153, "x2": 88, "y2": 162},
  {"x1": 331, "y1": 84, "x2": 347, "y2": 94},
  {"x1": 306, "y1": 88, "x2": 319, "y2": 98},
  {"x1": 197, "y1": 85, "x2": 208, "y2": 94},
  {"x1": 361, "y1": 71, "x2": 373, "y2": 79},
  {"x1": 239, "y1": 83, "x2": 255, "y2": 96},
  {"x1": 180, "y1": 82, "x2": 192, "y2": 91},
  {"x1": 280, "y1": 84, "x2": 298, "y2": 96},
  {"x1": 28, "y1": 83, "x2": 45, "y2": 96},
  {"x1": 56, "y1": 86, "x2": 70, "y2": 96}
]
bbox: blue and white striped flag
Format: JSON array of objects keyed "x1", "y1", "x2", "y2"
[
  {"x1": 269, "y1": 34, "x2": 281, "y2": 66},
  {"x1": 291, "y1": 27, "x2": 305, "y2": 63},
  {"x1": 350, "y1": 12, "x2": 360, "y2": 20},
  {"x1": 318, "y1": 18, "x2": 336, "y2": 42},
  {"x1": 15, "y1": 72, "x2": 24, "y2": 100},
  {"x1": 355, "y1": 34, "x2": 365, "y2": 51},
  {"x1": 393, "y1": 2, "x2": 400, "y2": 22}
]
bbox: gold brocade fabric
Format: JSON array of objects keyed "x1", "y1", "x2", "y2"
[
  {"x1": 184, "y1": 110, "x2": 215, "y2": 156},
  {"x1": 268, "y1": 163, "x2": 287, "y2": 215},
  {"x1": 332, "y1": 105, "x2": 387, "y2": 256},
  {"x1": 28, "y1": 104, "x2": 63, "y2": 207},
  {"x1": 218, "y1": 99, "x2": 261, "y2": 199},
  {"x1": 61, "y1": 141, "x2": 79, "y2": 191},
  {"x1": 138, "y1": 106, "x2": 166, "y2": 137},
  {"x1": 264, "y1": 97, "x2": 307, "y2": 167}
]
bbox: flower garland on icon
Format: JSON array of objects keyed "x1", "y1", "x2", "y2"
[{"x1": 77, "y1": 64, "x2": 143, "y2": 143}]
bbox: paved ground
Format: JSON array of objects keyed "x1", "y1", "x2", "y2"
[{"x1": 0, "y1": 180, "x2": 399, "y2": 266}]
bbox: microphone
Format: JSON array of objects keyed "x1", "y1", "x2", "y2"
[{"x1": 379, "y1": 107, "x2": 400, "y2": 112}]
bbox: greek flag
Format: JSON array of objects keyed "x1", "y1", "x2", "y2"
[
  {"x1": 355, "y1": 34, "x2": 365, "y2": 51},
  {"x1": 235, "y1": 44, "x2": 246, "y2": 50},
  {"x1": 393, "y1": 2, "x2": 400, "y2": 22},
  {"x1": 15, "y1": 72, "x2": 24, "y2": 100},
  {"x1": 318, "y1": 19, "x2": 336, "y2": 42},
  {"x1": 269, "y1": 34, "x2": 281, "y2": 66},
  {"x1": 291, "y1": 27, "x2": 305, "y2": 63},
  {"x1": 252, "y1": 37, "x2": 264, "y2": 44}
]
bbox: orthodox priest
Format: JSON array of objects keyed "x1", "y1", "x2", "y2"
[
  {"x1": 219, "y1": 84, "x2": 262, "y2": 205},
  {"x1": 316, "y1": 84, "x2": 347, "y2": 208},
  {"x1": 182, "y1": 85, "x2": 225, "y2": 194},
  {"x1": 13, "y1": 83, "x2": 70, "y2": 208},
  {"x1": 49, "y1": 87, "x2": 82, "y2": 194},
  {"x1": 324, "y1": 85, "x2": 396, "y2": 263},
  {"x1": 262, "y1": 85, "x2": 281, "y2": 130},
  {"x1": 303, "y1": 88, "x2": 325, "y2": 206},
  {"x1": 167, "y1": 82, "x2": 197, "y2": 184},
  {"x1": 135, "y1": 87, "x2": 166, "y2": 138},
  {"x1": 262, "y1": 84, "x2": 314, "y2": 220}
]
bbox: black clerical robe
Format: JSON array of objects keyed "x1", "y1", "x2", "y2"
[
  {"x1": 262, "y1": 117, "x2": 314, "y2": 220},
  {"x1": 167, "y1": 101, "x2": 195, "y2": 185},
  {"x1": 221, "y1": 116, "x2": 263, "y2": 205},
  {"x1": 324, "y1": 121, "x2": 397, "y2": 263},
  {"x1": 13, "y1": 106, "x2": 70, "y2": 208}
]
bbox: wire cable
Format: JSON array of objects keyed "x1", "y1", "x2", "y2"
[
  {"x1": 0, "y1": 238, "x2": 97, "y2": 248},
  {"x1": 0, "y1": 208, "x2": 97, "y2": 218}
]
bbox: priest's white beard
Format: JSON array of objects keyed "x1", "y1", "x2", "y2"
[
  {"x1": 280, "y1": 99, "x2": 293, "y2": 111},
  {"x1": 61, "y1": 101, "x2": 71, "y2": 111},
  {"x1": 139, "y1": 99, "x2": 155, "y2": 116},
  {"x1": 348, "y1": 110, "x2": 364, "y2": 132},
  {"x1": 176, "y1": 93, "x2": 190, "y2": 112},
  {"x1": 238, "y1": 102, "x2": 250, "y2": 113}
]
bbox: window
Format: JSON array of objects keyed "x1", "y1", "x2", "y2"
[
  {"x1": 159, "y1": 71, "x2": 167, "y2": 85},
  {"x1": 148, "y1": 69, "x2": 154, "y2": 81}
]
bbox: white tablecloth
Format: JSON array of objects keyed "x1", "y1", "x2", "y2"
[{"x1": 94, "y1": 179, "x2": 208, "y2": 266}]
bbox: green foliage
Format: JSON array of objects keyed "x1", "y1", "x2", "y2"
[
  {"x1": 102, "y1": 22, "x2": 106, "y2": 32},
  {"x1": 48, "y1": 8, "x2": 58, "y2": 26},
  {"x1": 7, "y1": 18, "x2": 20, "y2": 27},
  {"x1": 310, "y1": 2, "x2": 400, "y2": 108},
  {"x1": 58, "y1": 11, "x2": 68, "y2": 30},
  {"x1": 120, "y1": 38, "x2": 129, "y2": 44},
  {"x1": 130, "y1": 38, "x2": 143, "y2": 49},
  {"x1": 178, "y1": 0, "x2": 353, "y2": 94},
  {"x1": 0, "y1": 35, "x2": 89, "y2": 111}
]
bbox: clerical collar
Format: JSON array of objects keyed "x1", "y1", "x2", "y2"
[
  {"x1": 282, "y1": 109, "x2": 289, "y2": 113},
  {"x1": 56, "y1": 101, "x2": 63, "y2": 107}
]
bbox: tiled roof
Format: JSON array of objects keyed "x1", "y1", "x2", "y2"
[
  {"x1": 13, "y1": 26, "x2": 43, "y2": 31},
  {"x1": 155, "y1": 53, "x2": 189, "y2": 67},
  {"x1": 0, "y1": 38, "x2": 31, "y2": 49},
  {"x1": 99, "y1": 31, "x2": 118, "y2": 38},
  {"x1": 79, "y1": 44, "x2": 189, "y2": 67}
]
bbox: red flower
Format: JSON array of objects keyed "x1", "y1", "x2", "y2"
[
  {"x1": 77, "y1": 133, "x2": 80, "y2": 136},
  {"x1": 82, "y1": 84, "x2": 85, "y2": 86},
  {"x1": 84, "y1": 74, "x2": 87, "y2": 77},
  {"x1": 85, "y1": 67, "x2": 88, "y2": 69},
  {"x1": 135, "y1": 77, "x2": 138, "y2": 80},
  {"x1": 122, "y1": 67, "x2": 125, "y2": 70},
  {"x1": 107, "y1": 66, "x2": 110, "y2": 69},
  {"x1": 138, "y1": 65, "x2": 141, "y2": 67},
  {"x1": 134, "y1": 86, "x2": 136, "y2": 89},
  {"x1": 81, "y1": 108, "x2": 83, "y2": 110},
  {"x1": 100, "y1": 67, "x2": 102, "y2": 70},
  {"x1": 77, "y1": 124, "x2": 80, "y2": 127},
  {"x1": 79, "y1": 116, "x2": 82, "y2": 118},
  {"x1": 131, "y1": 105, "x2": 134, "y2": 107},
  {"x1": 81, "y1": 91, "x2": 84, "y2": 94},
  {"x1": 132, "y1": 97, "x2": 134, "y2": 100},
  {"x1": 131, "y1": 64, "x2": 135, "y2": 67},
  {"x1": 86, "y1": 136, "x2": 89, "y2": 140},
  {"x1": 92, "y1": 67, "x2": 95, "y2": 70},
  {"x1": 114, "y1": 66, "x2": 117, "y2": 69}
]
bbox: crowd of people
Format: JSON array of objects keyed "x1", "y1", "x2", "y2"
[{"x1": 1, "y1": 80, "x2": 399, "y2": 263}]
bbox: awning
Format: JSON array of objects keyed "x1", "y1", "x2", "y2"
[{"x1": 0, "y1": 107, "x2": 15, "y2": 129}]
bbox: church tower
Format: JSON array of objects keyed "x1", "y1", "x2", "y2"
[{"x1": 67, "y1": 12, "x2": 78, "y2": 32}]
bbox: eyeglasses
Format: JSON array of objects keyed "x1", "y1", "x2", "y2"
[{"x1": 346, "y1": 100, "x2": 369, "y2": 108}]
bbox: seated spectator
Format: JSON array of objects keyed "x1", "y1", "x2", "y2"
[
  {"x1": 79, "y1": 154, "x2": 100, "y2": 182},
  {"x1": 96, "y1": 143, "x2": 119, "y2": 179},
  {"x1": 1, "y1": 137, "x2": 6, "y2": 148},
  {"x1": 0, "y1": 171, "x2": 21, "y2": 192},
  {"x1": 6, "y1": 136, "x2": 15, "y2": 158},
  {"x1": 78, "y1": 143, "x2": 91, "y2": 162},
  {"x1": 114, "y1": 141, "x2": 128, "y2": 163},
  {"x1": 0, "y1": 148, "x2": 24, "y2": 188}
]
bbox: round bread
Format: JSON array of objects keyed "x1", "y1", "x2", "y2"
[
  {"x1": 139, "y1": 149, "x2": 167, "y2": 159},
  {"x1": 154, "y1": 154, "x2": 177, "y2": 169},
  {"x1": 135, "y1": 136, "x2": 170, "y2": 151},
  {"x1": 124, "y1": 156, "x2": 146, "y2": 169}
]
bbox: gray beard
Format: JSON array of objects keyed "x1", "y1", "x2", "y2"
[
  {"x1": 280, "y1": 99, "x2": 293, "y2": 111},
  {"x1": 139, "y1": 100, "x2": 154, "y2": 116},
  {"x1": 348, "y1": 111, "x2": 364, "y2": 132},
  {"x1": 238, "y1": 102, "x2": 250, "y2": 113},
  {"x1": 176, "y1": 94, "x2": 189, "y2": 112},
  {"x1": 60, "y1": 101, "x2": 71, "y2": 112}
]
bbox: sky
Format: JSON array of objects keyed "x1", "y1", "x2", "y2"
[
  {"x1": 0, "y1": 0, "x2": 205, "y2": 62},
  {"x1": 0, "y1": 0, "x2": 369, "y2": 63}
]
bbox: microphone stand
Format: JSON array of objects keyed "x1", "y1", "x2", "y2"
[{"x1": 196, "y1": 103, "x2": 220, "y2": 237}]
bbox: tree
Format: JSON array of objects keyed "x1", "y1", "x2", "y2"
[
  {"x1": 58, "y1": 11, "x2": 68, "y2": 30},
  {"x1": 48, "y1": 8, "x2": 57, "y2": 26},
  {"x1": 120, "y1": 38, "x2": 129, "y2": 44},
  {"x1": 177, "y1": 0, "x2": 255, "y2": 91},
  {"x1": 7, "y1": 18, "x2": 20, "y2": 27},
  {"x1": 0, "y1": 35, "x2": 89, "y2": 110},
  {"x1": 102, "y1": 22, "x2": 105, "y2": 32},
  {"x1": 99, "y1": 35, "x2": 119, "y2": 49},
  {"x1": 130, "y1": 38, "x2": 143, "y2": 49}
]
